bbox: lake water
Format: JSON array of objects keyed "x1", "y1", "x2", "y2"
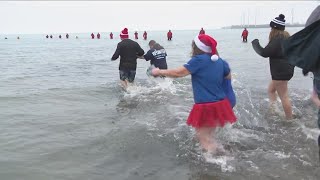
[{"x1": 1, "y1": 28, "x2": 319, "y2": 180}]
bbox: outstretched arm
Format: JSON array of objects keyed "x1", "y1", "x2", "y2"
[
  {"x1": 141, "y1": 50, "x2": 153, "y2": 61},
  {"x1": 136, "y1": 44, "x2": 145, "y2": 57},
  {"x1": 152, "y1": 66, "x2": 190, "y2": 78},
  {"x1": 252, "y1": 39, "x2": 277, "y2": 58},
  {"x1": 137, "y1": 55, "x2": 145, "y2": 59}
]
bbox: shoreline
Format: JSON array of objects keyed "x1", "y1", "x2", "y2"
[{"x1": 222, "y1": 24, "x2": 305, "y2": 29}]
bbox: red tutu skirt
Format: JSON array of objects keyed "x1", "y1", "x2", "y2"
[{"x1": 186, "y1": 99, "x2": 237, "y2": 128}]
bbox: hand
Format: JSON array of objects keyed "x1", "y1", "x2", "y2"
[
  {"x1": 302, "y1": 69, "x2": 309, "y2": 76},
  {"x1": 251, "y1": 39, "x2": 259, "y2": 43},
  {"x1": 152, "y1": 68, "x2": 161, "y2": 76}
]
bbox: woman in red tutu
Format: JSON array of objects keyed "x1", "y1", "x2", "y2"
[{"x1": 151, "y1": 34, "x2": 237, "y2": 153}]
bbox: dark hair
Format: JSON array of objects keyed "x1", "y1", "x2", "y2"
[
  {"x1": 153, "y1": 43, "x2": 164, "y2": 50},
  {"x1": 191, "y1": 41, "x2": 205, "y2": 57},
  {"x1": 148, "y1": 40, "x2": 156, "y2": 46}
]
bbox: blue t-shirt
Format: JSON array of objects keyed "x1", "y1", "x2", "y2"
[
  {"x1": 184, "y1": 54, "x2": 230, "y2": 104},
  {"x1": 144, "y1": 48, "x2": 168, "y2": 69}
]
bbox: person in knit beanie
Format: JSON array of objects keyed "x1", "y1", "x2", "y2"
[
  {"x1": 151, "y1": 34, "x2": 237, "y2": 156},
  {"x1": 270, "y1": 14, "x2": 286, "y2": 30},
  {"x1": 251, "y1": 14, "x2": 295, "y2": 120},
  {"x1": 111, "y1": 28, "x2": 144, "y2": 89}
]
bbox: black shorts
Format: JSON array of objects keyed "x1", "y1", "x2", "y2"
[{"x1": 119, "y1": 70, "x2": 136, "y2": 82}]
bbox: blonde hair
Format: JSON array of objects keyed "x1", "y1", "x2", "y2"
[
  {"x1": 190, "y1": 41, "x2": 205, "y2": 57},
  {"x1": 269, "y1": 28, "x2": 290, "y2": 41}
]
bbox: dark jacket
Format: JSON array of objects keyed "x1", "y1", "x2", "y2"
[
  {"x1": 282, "y1": 6, "x2": 320, "y2": 82},
  {"x1": 282, "y1": 19, "x2": 320, "y2": 76},
  {"x1": 111, "y1": 39, "x2": 145, "y2": 70},
  {"x1": 252, "y1": 37, "x2": 294, "y2": 81},
  {"x1": 144, "y1": 48, "x2": 168, "y2": 69}
]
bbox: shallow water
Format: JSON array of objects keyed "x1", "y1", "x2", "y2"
[{"x1": 1, "y1": 28, "x2": 320, "y2": 180}]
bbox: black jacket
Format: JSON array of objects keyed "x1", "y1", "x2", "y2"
[
  {"x1": 111, "y1": 39, "x2": 145, "y2": 70},
  {"x1": 252, "y1": 37, "x2": 294, "y2": 81},
  {"x1": 282, "y1": 19, "x2": 320, "y2": 74}
]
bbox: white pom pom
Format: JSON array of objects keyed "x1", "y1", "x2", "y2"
[{"x1": 211, "y1": 54, "x2": 219, "y2": 61}]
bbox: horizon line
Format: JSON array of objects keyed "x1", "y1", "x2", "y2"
[{"x1": 0, "y1": 27, "x2": 223, "y2": 35}]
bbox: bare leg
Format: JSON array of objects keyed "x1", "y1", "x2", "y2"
[
  {"x1": 207, "y1": 128, "x2": 217, "y2": 152},
  {"x1": 120, "y1": 80, "x2": 128, "y2": 90},
  {"x1": 274, "y1": 80, "x2": 293, "y2": 120},
  {"x1": 268, "y1": 81, "x2": 278, "y2": 114},
  {"x1": 268, "y1": 81, "x2": 277, "y2": 103},
  {"x1": 196, "y1": 127, "x2": 217, "y2": 153},
  {"x1": 127, "y1": 81, "x2": 134, "y2": 87}
]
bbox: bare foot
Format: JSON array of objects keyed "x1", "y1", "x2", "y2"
[
  {"x1": 205, "y1": 142, "x2": 218, "y2": 155},
  {"x1": 268, "y1": 102, "x2": 277, "y2": 115}
]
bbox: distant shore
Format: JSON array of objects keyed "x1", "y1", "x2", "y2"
[{"x1": 222, "y1": 23, "x2": 305, "y2": 29}]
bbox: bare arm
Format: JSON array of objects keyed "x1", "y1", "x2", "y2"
[{"x1": 153, "y1": 66, "x2": 190, "y2": 78}]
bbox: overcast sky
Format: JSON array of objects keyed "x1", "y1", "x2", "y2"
[{"x1": 0, "y1": 1, "x2": 319, "y2": 34}]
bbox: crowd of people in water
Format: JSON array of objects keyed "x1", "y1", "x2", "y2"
[
  {"x1": 3, "y1": 27, "x2": 246, "y2": 42},
  {"x1": 110, "y1": 7, "x2": 320, "y2": 159},
  {"x1": 2, "y1": 5, "x2": 320, "y2": 161},
  {"x1": 41, "y1": 30, "x2": 175, "y2": 40},
  {"x1": 2, "y1": 28, "x2": 208, "y2": 41}
]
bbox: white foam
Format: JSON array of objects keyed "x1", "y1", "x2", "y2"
[
  {"x1": 273, "y1": 151, "x2": 291, "y2": 159},
  {"x1": 147, "y1": 77, "x2": 177, "y2": 93},
  {"x1": 223, "y1": 126, "x2": 262, "y2": 142},
  {"x1": 122, "y1": 78, "x2": 177, "y2": 99},
  {"x1": 203, "y1": 153, "x2": 235, "y2": 172},
  {"x1": 246, "y1": 161, "x2": 260, "y2": 172},
  {"x1": 299, "y1": 122, "x2": 320, "y2": 140}
]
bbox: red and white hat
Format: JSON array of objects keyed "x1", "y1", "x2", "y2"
[
  {"x1": 194, "y1": 34, "x2": 219, "y2": 61},
  {"x1": 120, "y1": 28, "x2": 129, "y2": 39}
]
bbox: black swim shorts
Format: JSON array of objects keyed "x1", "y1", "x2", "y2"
[{"x1": 119, "y1": 70, "x2": 136, "y2": 83}]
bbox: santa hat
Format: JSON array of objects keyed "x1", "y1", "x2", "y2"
[
  {"x1": 194, "y1": 34, "x2": 219, "y2": 61},
  {"x1": 120, "y1": 28, "x2": 129, "y2": 39}
]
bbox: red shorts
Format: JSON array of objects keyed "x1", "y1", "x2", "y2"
[{"x1": 187, "y1": 99, "x2": 237, "y2": 128}]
